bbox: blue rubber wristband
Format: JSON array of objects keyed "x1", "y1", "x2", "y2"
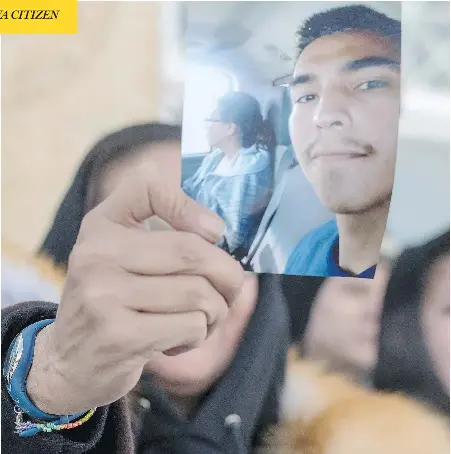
[{"x1": 3, "y1": 319, "x2": 85, "y2": 423}]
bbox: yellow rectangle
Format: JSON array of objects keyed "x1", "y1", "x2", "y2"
[{"x1": 0, "y1": 0, "x2": 77, "y2": 34}]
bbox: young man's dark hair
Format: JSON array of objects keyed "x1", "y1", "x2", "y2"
[{"x1": 295, "y1": 4, "x2": 401, "y2": 55}]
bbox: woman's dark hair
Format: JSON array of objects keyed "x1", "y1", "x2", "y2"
[
  {"x1": 374, "y1": 230, "x2": 450, "y2": 414},
  {"x1": 281, "y1": 275, "x2": 326, "y2": 344},
  {"x1": 39, "y1": 123, "x2": 182, "y2": 269},
  {"x1": 217, "y1": 91, "x2": 276, "y2": 153},
  {"x1": 296, "y1": 5, "x2": 401, "y2": 56}
]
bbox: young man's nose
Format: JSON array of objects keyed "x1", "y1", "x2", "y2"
[{"x1": 313, "y1": 91, "x2": 351, "y2": 130}]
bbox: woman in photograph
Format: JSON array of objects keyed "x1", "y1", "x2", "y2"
[{"x1": 182, "y1": 91, "x2": 275, "y2": 255}]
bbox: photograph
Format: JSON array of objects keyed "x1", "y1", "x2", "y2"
[
  {"x1": 1, "y1": 2, "x2": 449, "y2": 454},
  {"x1": 181, "y1": 1, "x2": 403, "y2": 278}
]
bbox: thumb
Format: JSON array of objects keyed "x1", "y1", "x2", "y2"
[{"x1": 95, "y1": 164, "x2": 225, "y2": 243}]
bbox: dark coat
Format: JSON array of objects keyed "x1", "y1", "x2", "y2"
[{"x1": 2, "y1": 274, "x2": 290, "y2": 454}]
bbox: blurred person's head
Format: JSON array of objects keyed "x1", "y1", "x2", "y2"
[
  {"x1": 303, "y1": 261, "x2": 391, "y2": 381},
  {"x1": 374, "y1": 230, "x2": 450, "y2": 414},
  {"x1": 289, "y1": 5, "x2": 401, "y2": 214},
  {"x1": 283, "y1": 245, "x2": 395, "y2": 381},
  {"x1": 40, "y1": 123, "x2": 181, "y2": 269},
  {"x1": 205, "y1": 91, "x2": 275, "y2": 154}
]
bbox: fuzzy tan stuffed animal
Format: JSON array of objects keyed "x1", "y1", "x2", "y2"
[{"x1": 261, "y1": 350, "x2": 449, "y2": 454}]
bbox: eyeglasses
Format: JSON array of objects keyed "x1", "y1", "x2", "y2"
[{"x1": 272, "y1": 73, "x2": 292, "y2": 87}]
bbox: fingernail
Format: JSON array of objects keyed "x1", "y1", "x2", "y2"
[{"x1": 199, "y1": 214, "x2": 225, "y2": 241}]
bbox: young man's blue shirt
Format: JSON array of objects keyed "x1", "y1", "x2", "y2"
[{"x1": 284, "y1": 219, "x2": 377, "y2": 278}]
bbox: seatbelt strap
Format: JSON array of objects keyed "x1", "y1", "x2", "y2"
[{"x1": 242, "y1": 151, "x2": 297, "y2": 267}]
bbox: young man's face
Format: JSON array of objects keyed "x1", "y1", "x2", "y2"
[{"x1": 289, "y1": 31, "x2": 401, "y2": 214}]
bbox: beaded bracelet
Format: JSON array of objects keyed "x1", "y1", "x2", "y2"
[{"x1": 14, "y1": 406, "x2": 97, "y2": 437}]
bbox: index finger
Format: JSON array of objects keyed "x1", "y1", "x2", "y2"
[{"x1": 94, "y1": 164, "x2": 225, "y2": 243}]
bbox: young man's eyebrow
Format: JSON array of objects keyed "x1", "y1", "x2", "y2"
[
  {"x1": 344, "y1": 56, "x2": 400, "y2": 71},
  {"x1": 289, "y1": 73, "x2": 313, "y2": 87},
  {"x1": 288, "y1": 56, "x2": 399, "y2": 87}
]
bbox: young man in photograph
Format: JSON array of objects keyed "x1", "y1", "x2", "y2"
[{"x1": 285, "y1": 5, "x2": 401, "y2": 278}]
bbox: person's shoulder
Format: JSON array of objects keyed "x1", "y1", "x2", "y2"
[
  {"x1": 293, "y1": 220, "x2": 337, "y2": 252},
  {"x1": 235, "y1": 146, "x2": 271, "y2": 175},
  {"x1": 314, "y1": 219, "x2": 338, "y2": 236},
  {"x1": 284, "y1": 220, "x2": 337, "y2": 275},
  {"x1": 201, "y1": 149, "x2": 223, "y2": 168}
]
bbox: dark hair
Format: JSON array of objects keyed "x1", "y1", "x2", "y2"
[
  {"x1": 217, "y1": 91, "x2": 276, "y2": 153},
  {"x1": 281, "y1": 275, "x2": 326, "y2": 344},
  {"x1": 374, "y1": 230, "x2": 450, "y2": 414},
  {"x1": 39, "y1": 123, "x2": 182, "y2": 269},
  {"x1": 296, "y1": 4, "x2": 401, "y2": 55}
]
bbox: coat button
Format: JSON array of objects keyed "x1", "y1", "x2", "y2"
[{"x1": 139, "y1": 397, "x2": 151, "y2": 410}]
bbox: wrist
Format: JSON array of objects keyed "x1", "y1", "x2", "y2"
[
  {"x1": 26, "y1": 324, "x2": 87, "y2": 415},
  {"x1": 4, "y1": 321, "x2": 97, "y2": 437},
  {"x1": 25, "y1": 324, "x2": 56, "y2": 414}
]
